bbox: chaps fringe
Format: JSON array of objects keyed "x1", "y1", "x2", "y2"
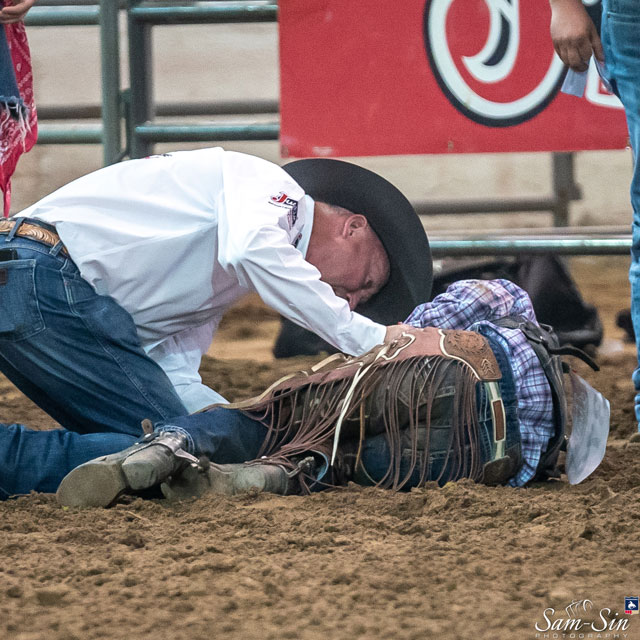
[{"x1": 241, "y1": 355, "x2": 483, "y2": 493}]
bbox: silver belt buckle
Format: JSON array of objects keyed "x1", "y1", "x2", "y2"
[{"x1": 485, "y1": 381, "x2": 506, "y2": 458}]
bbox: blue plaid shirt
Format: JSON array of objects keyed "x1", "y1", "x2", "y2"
[{"x1": 404, "y1": 279, "x2": 554, "y2": 486}]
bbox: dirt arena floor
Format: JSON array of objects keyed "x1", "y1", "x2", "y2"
[{"x1": 1, "y1": 256, "x2": 639, "y2": 640}]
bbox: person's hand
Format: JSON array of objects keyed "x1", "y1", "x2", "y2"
[
  {"x1": 384, "y1": 323, "x2": 417, "y2": 344},
  {"x1": 0, "y1": 0, "x2": 36, "y2": 24},
  {"x1": 549, "y1": 0, "x2": 604, "y2": 72}
]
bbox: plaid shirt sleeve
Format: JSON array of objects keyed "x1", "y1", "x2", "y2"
[{"x1": 404, "y1": 279, "x2": 554, "y2": 487}]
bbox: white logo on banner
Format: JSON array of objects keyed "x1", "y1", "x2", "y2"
[{"x1": 424, "y1": 0, "x2": 566, "y2": 126}]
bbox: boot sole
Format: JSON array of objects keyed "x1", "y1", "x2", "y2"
[{"x1": 56, "y1": 458, "x2": 127, "y2": 508}]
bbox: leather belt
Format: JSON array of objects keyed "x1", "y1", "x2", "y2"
[{"x1": 0, "y1": 219, "x2": 69, "y2": 257}]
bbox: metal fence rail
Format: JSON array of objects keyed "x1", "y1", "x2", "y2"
[
  {"x1": 25, "y1": 0, "x2": 122, "y2": 164},
  {"x1": 126, "y1": 0, "x2": 279, "y2": 158},
  {"x1": 37, "y1": 99, "x2": 280, "y2": 119},
  {"x1": 25, "y1": 5, "x2": 99, "y2": 25},
  {"x1": 429, "y1": 232, "x2": 631, "y2": 257},
  {"x1": 128, "y1": 1, "x2": 278, "y2": 24}
]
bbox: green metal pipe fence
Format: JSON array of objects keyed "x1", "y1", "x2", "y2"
[
  {"x1": 429, "y1": 233, "x2": 631, "y2": 257},
  {"x1": 25, "y1": 0, "x2": 122, "y2": 164},
  {"x1": 37, "y1": 100, "x2": 280, "y2": 119},
  {"x1": 126, "y1": 1, "x2": 279, "y2": 158},
  {"x1": 25, "y1": 5, "x2": 100, "y2": 26},
  {"x1": 128, "y1": 1, "x2": 278, "y2": 25},
  {"x1": 23, "y1": 1, "x2": 632, "y2": 255}
]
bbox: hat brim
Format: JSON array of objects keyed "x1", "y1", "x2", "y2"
[{"x1": 283, "y1": 158, "x2": 432, "y2": 325}]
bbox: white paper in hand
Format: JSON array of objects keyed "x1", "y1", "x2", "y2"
[
  {"x1": 561, "y1": 69, "x2": 588, "y2": 97},
  {"x1": 565, "y1": 371, "x2": 610, "y2": 485},
  {"x1": 561, "y1": 57, "x2": 613, "y2": 97}
]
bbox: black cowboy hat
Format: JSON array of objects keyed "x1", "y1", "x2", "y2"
[{"x1": 283, "y1": 158, "x2": 432, "y2": 325}]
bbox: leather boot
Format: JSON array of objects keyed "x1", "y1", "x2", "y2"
[
  {"x1": 56, "y1": 432, "x2": 197, "y2": 508},
  {"x1": 160, "y1": 459, "x2": 308, "y2": 501}
]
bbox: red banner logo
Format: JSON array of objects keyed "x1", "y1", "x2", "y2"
[
  {"x1": 424, "y1": 0, "x2": 566, "y2": 127},
  {"x1": 279, "y1": 0, "x2": 627, "y2": 156}
]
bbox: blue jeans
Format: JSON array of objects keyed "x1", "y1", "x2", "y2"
[
  {"x1": 0, "y1": 223, "x2": 268, "y2": 498},
  {"x1": 0, "y1": 409, "x2": 266, "y2": 498},
  {"x1": 0, "y1": 228, "x2": 189, "y2": 497},
  {"x1": 0, "y1": 232, "x2": 188, "y2": 432},
  {"x1": 601, "y1": 0, "x2": 640, "y2": 427}
]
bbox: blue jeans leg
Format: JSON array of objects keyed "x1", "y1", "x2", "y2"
[
  {"x1": 0, "y1": 408, "x2": 269, "y2": 498},
  {"x1": 0, "y1": 423, "x2": 137, "y2": 498},
  {"x1": 0, "y1": 235, "x2": 190, "y2": 497},
  {"x1": 358, "y1": 386, "x2": 496, "y2": 488},
  {"x1": 601, "y1": 0, "x2": 640, "y2": 428},
  {"x1": 0, "y1": 408, "x2": 267, "y2": 498},
  {"x1": 0, "y1": 237, "x2": 188, "y2": 434},
  {"x1": 156, "y1": 408, "x2": 268, "y2": 463},
  {"x1": 357, "y1": 333, "x2": 521, "y2": 488}
]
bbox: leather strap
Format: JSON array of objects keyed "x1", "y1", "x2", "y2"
[
  {"x1": 440, "y1": 329, "x2": 502, "y2": 381},
  {"x1": 0, "y1": 219, "x2": 69, "y2": 257}
]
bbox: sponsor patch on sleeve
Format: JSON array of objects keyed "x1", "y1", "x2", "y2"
[{"x1": 268, "y1": 192, "x2": 299, "y2": 228}]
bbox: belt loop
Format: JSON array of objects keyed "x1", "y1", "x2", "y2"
[
  {"x1": 49, "y1": 241, "x2": 65, "y2": 257},
  {"x1": 5, "y1": 216, "x2": 25, "y2": 243}
]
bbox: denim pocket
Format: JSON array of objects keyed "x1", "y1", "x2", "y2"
[
  {"x1": 0, "y1": 259, "x2": 45, "y2": 341},
  {"x1": 607, "y1": 0, "x2": 640, "y2": 19}
]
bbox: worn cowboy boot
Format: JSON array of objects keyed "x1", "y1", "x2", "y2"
[
  {"x1": 56, "y1": 432, "x2": 197, "y2": 508},
  {"x1": 160, "y1": 457, "x2": 316, "y2": 501}
]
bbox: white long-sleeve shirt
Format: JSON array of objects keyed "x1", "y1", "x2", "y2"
[{"x1": 20, "y1": 148, "x2": 385, "y2": 411}]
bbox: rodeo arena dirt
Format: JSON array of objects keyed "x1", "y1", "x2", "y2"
[
  {"x1": 2, "y1": 8, "x2": 640, "y2": 640},
  {"x1": 1, "y1": 262, "x2": 639, "y2": 640}
]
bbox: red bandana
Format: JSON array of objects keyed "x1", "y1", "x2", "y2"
[{"x1": 1, "y1": 17, "x2": 37, "y2": 217}]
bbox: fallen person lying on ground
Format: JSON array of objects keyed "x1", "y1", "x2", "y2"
[{"x1": 50, "y1": 279, "x2": 608, "y2": 508}]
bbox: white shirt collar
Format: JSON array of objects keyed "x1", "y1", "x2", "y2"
[{"x1": 296, "y1": 195, "x2": 314, "y2": 258}]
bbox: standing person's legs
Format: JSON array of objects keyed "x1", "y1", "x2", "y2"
[{"x1": 601, "y1": 0, "x2": 640, "y2": 428}]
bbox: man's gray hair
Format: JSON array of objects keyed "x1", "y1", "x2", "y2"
[{"x1": 317, "y1": 201, "x2": 353, "y2": 218}]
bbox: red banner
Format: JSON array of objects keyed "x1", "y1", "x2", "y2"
[{"x1": 279, "y1": 0, "x2": 628, "y2": 157}]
